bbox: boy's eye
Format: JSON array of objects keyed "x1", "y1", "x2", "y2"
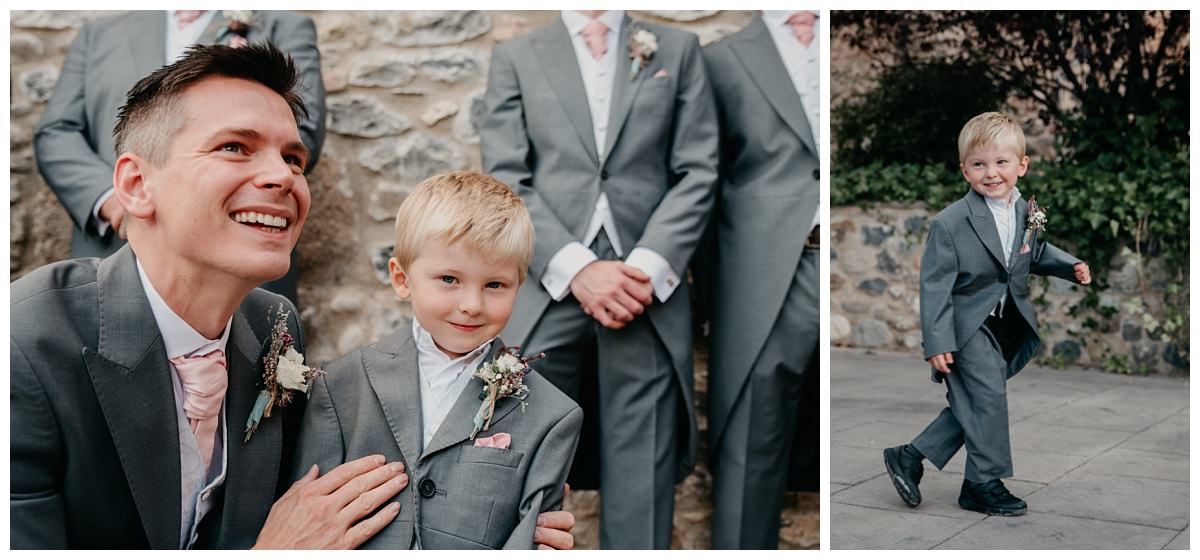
[
  {"x1": 441, "y1": 275, "x2": 457, "y2": 284},
  {"x1": 486, "y1": 281, "x2": 504, "y2": 289}
]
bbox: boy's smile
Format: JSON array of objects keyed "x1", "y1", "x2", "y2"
[
  {"x1": 388, "y1": 238, "x2": 521, "y2": 359},
  {"x1": 960, "y1": 145, "x2": 1029, "y2": 203}
]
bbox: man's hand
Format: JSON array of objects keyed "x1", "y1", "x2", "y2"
[
  {"x1": 253, "y1": 455, "x2": 408, "y2": 549},
  {"x1": 98, "y1": 196, "x2": 127, "y2": 239},
  {"x1": 1074, "y1": 262, "x2": 1091, "y2": 285},
  {"x1": 535, "y1": 483, "x2": 574, "y2": 550},
  {"x1": 928, "y1": 352, "x2": 954, "y2": 374},
  {"x1": 569, "y1": 260, "x2": 653, "y2": 329}
]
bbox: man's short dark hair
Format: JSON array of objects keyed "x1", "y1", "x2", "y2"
[{"x1": 113, "y1": 42, "x2": 308, "y2": 164}]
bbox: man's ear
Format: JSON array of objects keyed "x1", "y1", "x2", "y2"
[
  {"x1": 388, "y1": 257, "x2": 412, "y2": 300},
  {"x1": 112, "y1": 153, "x2": 155, "y2": 220}
]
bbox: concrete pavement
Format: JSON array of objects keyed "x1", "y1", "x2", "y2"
[{"x1": 831, "y1": 348, "x2": 1190, "y2": 549}]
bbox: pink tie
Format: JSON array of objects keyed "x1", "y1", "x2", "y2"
[
  {"x1": 171, "y1": 349, "x2": 227, "y2": 469},
  {"x1": 581, "y1": 20, "x2": 609, "y2": 61},
  {"x1": 175, "y1": 10, "x2": 206, "y2": 30},
  {"x1": 787, "y1": 12, "x2": 817, "y2": 47}
]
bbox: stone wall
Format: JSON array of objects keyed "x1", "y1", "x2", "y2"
[
  {"x1": 831, "y1": 204, "x2": 1188, "y2": 376},
  {"x1": 9, "y1": 10, "x2": 816, "y2": 549}
]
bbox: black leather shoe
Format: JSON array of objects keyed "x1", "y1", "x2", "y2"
[
  {"x1": 959, "y1": 479, "x2": 1028, "y2": 516},
  {"x1": 883, "y1": 445, "x2": 924, "y2": 507}
]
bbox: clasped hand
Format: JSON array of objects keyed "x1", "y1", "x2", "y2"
[{"x1": 570, "y1": 260, "x2": 654, "y2": 329}]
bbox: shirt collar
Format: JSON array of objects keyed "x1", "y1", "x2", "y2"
[
  {"x1": 136, "y1": 258, "x2": 231, "y2": 359},
  {"x1": 412, "y1": 317, "x2": 495, "y2": 368},
  {"x1": 984, "y1": 186, "x2": 1022, "y2": 210},
  {"x1": 561, "y1": 10, "x2": 625, "y2": 38}
]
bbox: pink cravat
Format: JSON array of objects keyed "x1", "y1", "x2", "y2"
[
  {"x1": 171, "y1": 349, "x2": 227, "y2": 469},
  {"x1": 581, "y1": 20, "x2": 609, "y2": 61},
  {"x1": 787, "y1": 12, "x2": 817, "y2": 47},
  {"x1": 175, "y1": 10, "x2": 206, "y2": 30}
]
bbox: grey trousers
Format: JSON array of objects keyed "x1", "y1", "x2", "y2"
[
  {"x1": 911, "y1": 321, "x2": 1014, "y2": 482},
  {"x1": 523, "y1": 232, "x2": 681, "y2": 549},
  {"x1": 711, "y1": 246, "x2": 819, "y2": 549}
]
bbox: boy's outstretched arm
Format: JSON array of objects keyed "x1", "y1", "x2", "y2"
[
  {"x1": 1031, "y1": 241, "x2": 1089, "y2": 285},
  {"x1": 919, "y1": 219, "x2": 959, "y2": 370}
]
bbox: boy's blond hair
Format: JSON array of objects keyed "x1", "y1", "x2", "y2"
[
  {"x1": 392, "y1": 171, "x2": 534, "y2": 282},
  {"x1": 957, "y1": 112, "x2": 1026, "y2": 162}
]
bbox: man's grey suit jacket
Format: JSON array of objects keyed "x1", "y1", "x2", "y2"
[
  {"x1": 700, "y1": 16, "x2": 820, "y2": 452},
  {"x1": 480, "y1": 15, "x2": 718, "y2": 480},
  {"x1": 293, "y1": 321, "x2": 583, "y2": 549},
  {"x1": 9, "y1": 245, "x2": 306, "y2": 548},
  {"x1": 33, "y1": 10, "x2": 326, "y2": 258},
  {"x1": 920, "y1": 189, "x2": 1082, "y2": 381}
]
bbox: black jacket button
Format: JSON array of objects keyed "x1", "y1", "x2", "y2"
[
  {"x1": 812, "y1": 168, "x2": 820, "y2": 181},
  {"x1": 999, "y1": 272, "x2": 1009, "y2": 283},
  {"x1": 601, "y1": 170, "x2": 609, "y2": 181},
  {"x1": 419, "y1": 478, "x2": 436, "y2": 498}
]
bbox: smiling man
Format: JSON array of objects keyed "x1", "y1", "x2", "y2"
[{"x1": 10, "y1": 43, "x2": 405, "y2": 550}]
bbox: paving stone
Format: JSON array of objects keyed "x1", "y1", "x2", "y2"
[
  {"x1": 1008, "y1": 421, "x2": 1131, "y2": 457},
  {"x1": 1022, "y1": 384, "x2": 1186, "y2": 432},
  {"x1": 832, "y1": 420, "x2": 927, "y2": 450},
  {"x1": 936, "y1": 511, "x2": 1178, "y2": 549},
  {"x1": 831, "y1": 503, "x2": 980, "y2": 550},
  {"x1": 1032, "y1": 471, "x2": 1189, "y2": 530},
  {"x1": 1117, "y1": 410, "x2": 1189, "y2": 456},
  {"x1": 1075, "y1": 448, "x2": 1189, "y2": 482},
  {"x1": 831, "y1": 445, "x2": 891, "y2": 486},
  {"x1": 1164, "y1": 527, "x2": 1188, "y2": 550},
  {"x1": 935, "y1": 448, "x2": 1090, "y2": 485}
]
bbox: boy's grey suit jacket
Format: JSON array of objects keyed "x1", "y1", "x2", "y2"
[
  {"x1": 920, "y1": 189, "x2": 1082, "y2": 381},
  {"x1": 10, "y1": 245, "x2": 305, "y2": 549},
  {"x1": 33, "y1": 10, "x2": 326, "y2": 259},
  {"x1": 479, "y1": 15, "x2": 718, "y2": 480},
  {"x1": 699, "y1": 16, "x2": 820, "y2": 452},
  {"x1": 293, "y1": 320, "x2": 583, "y2": 549}
]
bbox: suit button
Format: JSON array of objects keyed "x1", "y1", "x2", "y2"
[
  {"x1": 601, "y1": 170, "x2": 609, "y2": 181},
  {"x1": 419, "y1": 478, "x2": 436, "y2": 498},
  {"x1": 812, "y1": 168, "x2": 820, "y2": 181},
  {"x1": 999, "y1": 272, "x2": 1009, "y2": 283}
]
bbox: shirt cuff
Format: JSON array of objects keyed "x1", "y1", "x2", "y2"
[
  {"x1": 542, "y1": 242, "x2": 598, "y2": 301},
  {"x1": 625, "y1": 247, "x2": 680, "y2": 302},
  {"x1": 91, "y1": 189, "x2": 116, "y2": 237}
]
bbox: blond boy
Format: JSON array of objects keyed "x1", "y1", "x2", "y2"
[
  {"x1": 294, "y1": 171, "x2": 583, "y2": 548},
  {"x1": 884, "y1": 113, "x2": 1091, "y2": 515}
]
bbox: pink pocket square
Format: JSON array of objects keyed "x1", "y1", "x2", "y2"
[
  {"x1": 654, "y1": 69, "x2": 668, "y2": 78},
  {"x1": 473, "y1": 432, "x2": 511, "y2": 449},
  {"x1": 1019, "y1": 243, "x2": 1031, "y2": 254}
]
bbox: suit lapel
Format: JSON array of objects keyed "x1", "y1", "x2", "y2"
[
  {"x1": 362, "y1": 325, "x2": 424, "y2": 464},
  {"x1": 965, "y1": 190, "x2": 1008, "y2": 269},
  {"x1": 212, "y1": 308, "x2": 279, "y2": 546},
  {"x1": 534, "y1": 21, "x2": 600, "y2": 165},
  {"x1": 1008, "y1": 197, "x2": 1029, "y2": 268},
  {"x1": 125, "y1": 11, "x2": 167, "y2": 80},
  {"x1": 197, "y1": 10, "x2": 232, "y2": 45},
  {"x1": 420, "y1": 341, "x2": 522, "y2": 461},
  {"x1": 600, "y1": 16, "x2": 644, "y2": 164},
  {"x1": 83, "y1": 246, "x2": 181, "y2": 549},
  {"x1": 730, "y1": 17, "x2": 817, "y2": 157}
]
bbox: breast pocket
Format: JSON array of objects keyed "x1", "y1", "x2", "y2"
[{"x1": 458, "y1": 445, "x2": 524, "y2": 468}]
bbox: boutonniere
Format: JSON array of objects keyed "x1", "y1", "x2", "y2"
[
  {"x1": 221, "y1": 10, "x2": 254, "y2": 48},
  {"x1": 470, "y1": 347, "x2": 543, "y2": 439},
  {"x1": 628, "y1": 28, "x2": 658, "y2": 81},
  {"x1": 1020, "y1": 196, "x2": 1047, "y2": 254},
  {"x1": 244, "y1": 304, "x2": 324, "y2": 442}
]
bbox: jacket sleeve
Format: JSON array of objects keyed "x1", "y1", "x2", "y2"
[
  {"x1": 501, "y1": 405, "x2": 583, "y2": 549},
  {"x1": 33, "y1": 23, "x2": 115, "y2": 235},
  {"x1": 480, "y1": 42, "x2": 581, "y2": 280},
  {"x1": 9, "y1": 337, "x2": 69, "y2": 549},
  {"x1": 919, "y1": 219, "x2": 959, "y2": 359},
  {"x1": 631, "y1": 34, "x2": 720, "y2": 276},
  {"x1": 1030, "y1": 239, "x2": 1083, "y2": 283},
  {"x1": 267, "y1": 13, "x2": 326, "y2": 172}
]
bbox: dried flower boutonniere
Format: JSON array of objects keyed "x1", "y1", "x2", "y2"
[
  {"x1": 1020, "y1": 196, "x2": 1048, "y2": 254},
  {"x1": 221, "y1": 10, "x2": 254, "y2": 48},
  {"x1": 470, "y1": 348, "x2": 543, "y2": 439},
  {"x1": 244, "y1": 304, "x2": 324, "y2": 442},
  {"x1": 628, "y1": 28, "x2": 658, "y2": 80}
]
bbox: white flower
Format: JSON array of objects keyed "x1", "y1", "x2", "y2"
[
  {"x1": 275, "y1": 346, "x2": 309, "y2": 391},
  {"x1": 496, "y1": 353, "x2": 523, "y2": 372},
  {"x1": 224, "y1": 10, "x2": 253, "y2": 25},
  {"x1": 632, "y1": 29, "x2": 658, "y2": 54}
]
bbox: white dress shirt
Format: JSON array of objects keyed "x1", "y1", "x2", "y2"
[
  {"x1": 541, "y1": 10, "x2": 682, "y2": 304},
  {"x1": 984, "y1": 187, "x2": 1021, "y2": 315},
  {"x1": 136, "y1": 259, "x2": 230, "y2": 549},
  {"x1": 763, "y1": 10, "x2": 822, "y2": 235},
  {"x1": 413, "y1": 319, "x2": 494, "y2": 451},
  {"x1": 91, "y1": 10, "x2": 220, "y2": 236}
]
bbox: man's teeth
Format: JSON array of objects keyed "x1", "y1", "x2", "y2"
[{"x1": 233, "y1": 211, "x2": 288, "y2": 228}]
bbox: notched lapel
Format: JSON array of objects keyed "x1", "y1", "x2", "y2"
[
  {"x1": 420, "y1": 341, "x2": 522, "y2": 461},
  {"x1": 534, "y1": 22, "x2": 600, "y2": 165},
  {"x1": 730, "y1": 18, "x2": 817, "y2": 157},
  {"x1": 601, "y1": 16, "x2": 644, "y2": 163},
  {"x1": 965, "y1": 192, "x2": 1008, "y2": 269},
  {"x1": 1008, "y1": 198, "x2": 1029, "y2": 268},
  {"x1": 362, "y1": 328, "x2": 424, "y2": 465}
]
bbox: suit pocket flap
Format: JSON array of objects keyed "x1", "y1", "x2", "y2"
[{"x1": 458, "y1": 445, "x2": 524, "y2": 468}]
